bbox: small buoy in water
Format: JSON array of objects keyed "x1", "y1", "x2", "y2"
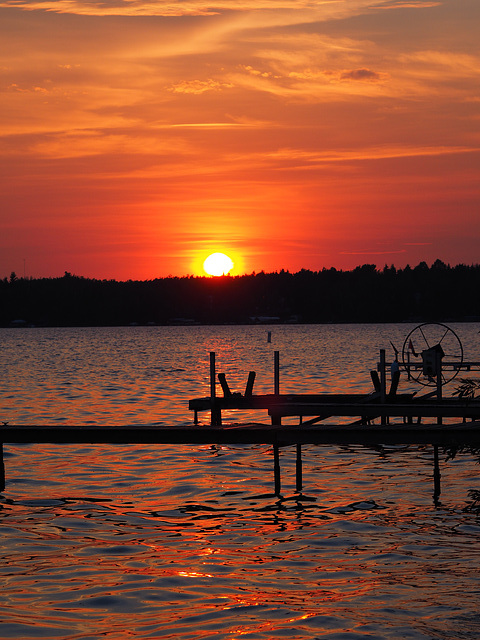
[{"x1": 267, "y1": 331, "x2": 272, "y2": 343}]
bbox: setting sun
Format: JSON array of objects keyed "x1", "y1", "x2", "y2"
[{"x1": 203, "y1": 253, "x2": 234, "y2": 276}]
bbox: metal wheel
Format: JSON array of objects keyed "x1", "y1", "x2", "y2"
[{"x1": 401, "y1": 322, "x2": 463, "y2": 386}]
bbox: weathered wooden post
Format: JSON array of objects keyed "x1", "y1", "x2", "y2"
[
  {"x1": 210, "y1": 352, "x2": 221, "y2": 426},
  {"x1": 218, "y1": 373, "x2": 232, "y2": 398},
  {"x1": 433, "y1": 444, "x2": 441, "y2": 503},
  {"x1": 274, "y1": 351, "x2": 280, "y2": 395},
  {"x1": 296, "y1": 444, "x2": 303, "y2": 492},
  {"x1": 245, "y1": 371, "x2": 256, "y2": 397},
  {"x1": 272, "y1": 351, "x2": 281, "y2": 425},
  {"x1": 273, "y1": 443, "x2": 281, "y2": 495},
  {"x1": 379, "y1": 349, "x2": 387, "y2": 425},
  {"x1": 436, "y1": 350, "x2": 443, "y2": 425},
  {"x1": 0, "y1": 444, "x2": 4, "y2": 493}
]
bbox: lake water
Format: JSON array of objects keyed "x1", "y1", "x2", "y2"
[{"x1": 1, "y1": 323, "x2": 480, "y2": 639}]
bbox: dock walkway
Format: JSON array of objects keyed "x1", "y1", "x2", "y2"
[
  {"x1": 1, "y1": 421, "x2": 479, "y2": 496},
  {"x1": 2, "y1": 421, "x2": 480, "y2": 447}
]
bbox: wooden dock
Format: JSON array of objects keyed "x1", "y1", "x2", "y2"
[
  {"x1": 1, "y1": 421, "x2": 480, "y2": 447},
  {"x1": 189, "y1": 395, "x2": 480, "y2": 424},
  {"x1": 2, "y1": 337, "x2": 480, "y2": 496},
  {"x1": 1, "y1": 421, "x2": 479, "y2": 497},
  {"x1": 189, "y1": 349, "x2": 480, "y2": 426}
]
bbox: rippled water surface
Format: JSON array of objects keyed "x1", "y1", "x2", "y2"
[{"x1": 1, "y1": 323, "x2": 480, "y2": 639}]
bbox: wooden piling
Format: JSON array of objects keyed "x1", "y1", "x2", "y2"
[
  {"x1": 0, "y1": 444, "x2": 4, "y2": 493},
  {"x1": 296, "y1": 443, "x2": 303, "y2": 492},
  {"x1": 388, "y1": 370, "x2": 400, "y2": 399},
  {"x1": 436, "y1": 351, "x2": 443, "y2": 425},
  {"x1": 433, "y1": 444, "x2": 441, "y2": 501},
  {"x1": 273, "y1": 443, "x2": 281, "y2": 495},
  {"x1": 272, "y1": 352, "x2": 281, "y2": 425},
  {"x1": 245, "y1": 371, "x2": 256, "y2": 398},
  {"x1": 210, "y1": 352, "x2": 221, "y2": 426},
  {"x1": 379, "y1": 349, "x2": 387, "y2": 425},
  {"x1": 274, "y1": 351, "x2": 280, "y2": 395},
  {"x1": 370, "y1": 370, "x2": 381, "y2": 393},
  {"x1": 218, "y1": 373, "x2": 232, "y2": 398}
]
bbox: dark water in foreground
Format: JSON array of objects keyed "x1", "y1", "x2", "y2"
[{"x1": 1, "y1": 324, "x2": 480, "y2": 639}]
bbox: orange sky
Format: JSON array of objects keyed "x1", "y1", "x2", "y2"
[{"x1": 1, "y1": 0, "x2": 479, "y2": 279}]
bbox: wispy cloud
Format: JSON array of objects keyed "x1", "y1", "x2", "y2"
[
  {"x1": 168, "y1": 79, "x2": 234, "y2": 94},
  {"x1": 340, "y1": 250, "x2": 407, "y2": 256},
  {"x1": 376, "y1": 1, "x2": 441, "y2": 9},
  {"x1": 265, "y1": 145, "x2": 480, "y2": 167},
  {"x1": 0, "y1": 0, "x2": 438, "y2": 18}
]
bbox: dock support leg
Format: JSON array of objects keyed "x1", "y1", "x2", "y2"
[
  {"x1": 379, "y1": 349, "x2": 387, "y2": 425},
  {"x1": 436, "y1": 354, "x2": 443, "y2": 425},
  {"x1": 0, "y1": 444, "x2": 5, "y2": 493},
  {"x1": 273, "y1": 443, "x2": 281, "y2": 496},
  {"x1": 433, "y1": 445, "x2": 441, "y2": 504},
  {"x1": 273, "y1": 351, "x2": 281, "y2": 425},
  {"x1": 274, "y1": 351, "x2": 280, "y2": 395},
  {"x1": 210, "y1": 351, "x2": 222, "y2": 426},
  {"x1": 296, "y1": 444, "x2": 303, "y2": 492}
]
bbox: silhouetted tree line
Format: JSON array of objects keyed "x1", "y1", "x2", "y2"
[{"x1": 1, "y1": 260, "x2": 479, "y2": 327}]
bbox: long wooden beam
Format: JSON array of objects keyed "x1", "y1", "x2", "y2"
[
  {"x1": 188, "y1": 393, "x2": 410, "y2": 412},
  {"x1": 268, "y1": 402, "x2": 480, "y2": 419},
  {"x1": 1, "y1": 422, "x2": 479, "y2": 446}
]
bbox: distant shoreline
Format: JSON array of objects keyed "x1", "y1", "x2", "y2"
[{"x1": 2, "y1": 261, "x2": 479, "y2": 328}]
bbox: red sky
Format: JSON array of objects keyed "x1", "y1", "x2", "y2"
[{"x1": 1, "y1": 0, "x2": 479, "y2": 279}]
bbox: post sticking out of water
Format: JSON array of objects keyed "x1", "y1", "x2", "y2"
[
  {"x1": 274, "y1": 351, "x2": 280, "y2": 395},
  {"x1": 210, "y1": 352, "x2": 221, "y2": 426},
  {"x1": 210, "y1": 352, "x2": 216, "y2": 399},
  {"x1": 406, "y1": 351, "x2": 412, "y2": 380},
  {"x1": 245, "y1": 371, "x2": 256, "y2": 397},
  {"x1": 433, "y1": 444, "x2": 441, "y2": 503},
  {"x1": 272, "y1": 351, "x2": 282, "y2": 425},
  {"x1": 273, "y1": 443, "x2": 281, "y2": 495},
  {"x1": 379, "y1": 349, "x2": 387, "y2": 425},
  {"x1": 0, "y1": 444, "x2": 4, "y2": 493},
  {"x1": 267, "y1": 331, "x2": 272, "y2": 343},
  {"x1": 296, "y1": 444, "x2": 303, "y2": 492},
  {"x1": 436, "y1": 350, "x2": 443, "y2": 424}
]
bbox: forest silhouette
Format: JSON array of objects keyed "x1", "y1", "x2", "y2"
[{"x1": 1, "y1": 260, "x2": 479, "y2": 327}]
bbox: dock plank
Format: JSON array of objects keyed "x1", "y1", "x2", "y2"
[
  {"x1": 1, "y1": 422, "x2": 480, "y2": 446},
  {"x1": 268, "y1": 401, "x2": 480, "y2": 419}
]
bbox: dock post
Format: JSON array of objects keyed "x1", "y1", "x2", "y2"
[
  {"x1": 296, "y1": 444, "x2": 303, "y2": 492},
  {"x1": 218, "y1": 373, "x2": 232, "y2": 398},
  {"x1": 436, "y1": 351, "x2": 443, "y2": 425},
  {"x1": 406, "y1": 351, "x2": 411, "y2": 380},
  {"x1": 245, "y1": 371, "x2": 256, "y2": 397},
  {"x1": 433, "y1": 445, "x2": 441, "y2": 503},
  {"x1": 274, "y1": 351, "x2": 280, "y2": 395},
  {"x1": 379, "y1": 349, "x2": 387, "y2": 425},
  {"x1": 272, "y1": 351, "x2": 281, "y2": 426},
  {"x1": 210, "y1": 352, "x2": 221, "y2": 426},
  {"x1": 0, "y1": 444, "x2": 5, "y2": 492},
  {"x1": 273, "y1": 443, "x2": 281, "y2": 495}
]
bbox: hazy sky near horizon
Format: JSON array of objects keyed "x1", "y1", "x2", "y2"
[{"x1": 1, "y1": 0, "x2": 479, "y2": 279}]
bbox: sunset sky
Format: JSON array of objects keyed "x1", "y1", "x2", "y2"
[{"x1": 1, "y1": 0, "x2": 479, "y2": 280}]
